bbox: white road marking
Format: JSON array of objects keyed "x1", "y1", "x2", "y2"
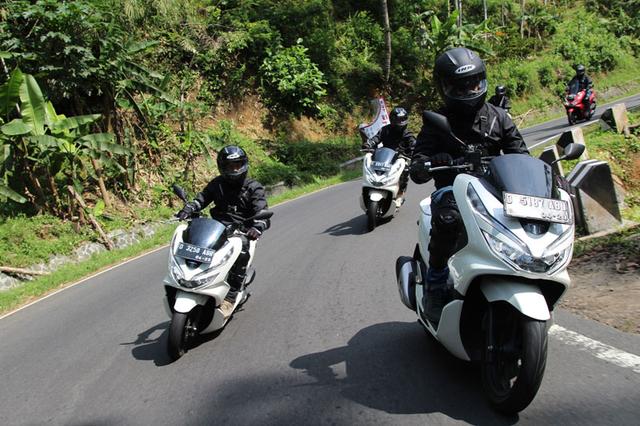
[{"x1": 550, "y1": 324, "x2": 640, "y2": 374}]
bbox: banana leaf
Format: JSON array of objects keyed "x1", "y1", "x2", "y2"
[
  {"x1": 1, "y1": 118, "x2": 32, "y2": 136},
  {"x1": 0, "y1": 68, "x2": 23, "y2": 120},
  {"x1": 19, "y1": 74, "x2": 46, "y2": 136},
  {"x1": 0, "y1": 183, "x2": 26, "y2": 203}
]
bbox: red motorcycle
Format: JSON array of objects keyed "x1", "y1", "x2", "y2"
[{"x1": 564, "y1": 87, "x2": 596, "y2": 125}]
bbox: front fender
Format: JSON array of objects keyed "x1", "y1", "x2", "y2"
[
  {"x1": 480, "y1": 277, "x2": 550, "y2": 321},
  {"x1": 174, "y1": 291, "x2": 209, "y2": 313}
]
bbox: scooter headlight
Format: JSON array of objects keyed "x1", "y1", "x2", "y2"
[{"x1": 470, "y1": 184, "x2": 571, "y2": 274}]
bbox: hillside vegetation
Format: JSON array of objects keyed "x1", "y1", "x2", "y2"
[{"x1": 1, "y1": 0, "x2": 639, "y2": 224}]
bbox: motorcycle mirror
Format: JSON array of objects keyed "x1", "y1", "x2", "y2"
[
  {"x1": 561, "y1": 143, "x2": 585, "y2": 161},
  {"x1": 172, "y1": 184, "x2": 188, "y2": 202},
  {"x1": 422, "y1": 110, "x2": 468, "y2": 148}
]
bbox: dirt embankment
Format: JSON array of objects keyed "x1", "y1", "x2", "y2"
[{"x1": 562, "y1": 231, "x2": 640, "y2": 334}]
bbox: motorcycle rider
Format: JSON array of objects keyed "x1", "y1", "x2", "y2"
[
  {"x1": 409, "y1": 47, "x2": 529, "y2": 324},
  {"x1": 176, "y1": 145, "x2": 270, "y2": 318},
  {"x1": 362, "y1": 106, "x2": 416, "y2": 196},
  {"x1": 488, "y1": 85, "x2": 511, "y2": 113},
  {"x1": 567, "y1": 64, "x2": 593, "y2": 113}
]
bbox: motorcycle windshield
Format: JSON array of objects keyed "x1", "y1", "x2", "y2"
[
  {"x1": 371, "y1": 147, "x2": 397, "y2": 170},
  {"x1": 488, "y1": 154, "x2": 553, "y2": 198},
  {"x1": 184, "y1": 218, "x2": 227, "y2": 249},
  {"x1": 567, "y1": 80, "x2": 581, "y2": 95}
]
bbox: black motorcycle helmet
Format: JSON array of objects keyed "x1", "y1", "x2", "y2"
[
  {"x1": 389, "y1": 107, "x2": 409, "y2": 131},
  {"x1": 495, "y1": 85, "x2": 507, "y2": 96},
  {"x1": 575, "y1": 64, "x2": 586, "y2": 78},
  {"x1": 217, "y1": 145, "x2": 248, "y2": 184},
  {"x1": 434, "y1": 47, "x2": 488, "y2": 114}
]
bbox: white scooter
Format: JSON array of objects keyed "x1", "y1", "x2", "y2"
[
  {"x1": 359, "y1": 146, "x2": 410, "y2": 231},
  {"x1": 163, "y1": 185, "x2": 273, "y2": 361},
  {"x1": 396, "y1": 112, "x2": 585, "y2": 413}
]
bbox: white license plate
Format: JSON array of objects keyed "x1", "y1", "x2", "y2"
[
  {"x1": 503, "y1": 192, "x2": 572, "y2": 224},
  {"x1": 175, "y1": 243, "x2": 214, "y2": 263}
]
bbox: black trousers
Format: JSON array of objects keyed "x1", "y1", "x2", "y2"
[
  {"x1": 428, "y1": 187, "x2": 462, "y2": 269},
  {"x1": 229, "y1": 234, "x2": 251, "y2": 290}
]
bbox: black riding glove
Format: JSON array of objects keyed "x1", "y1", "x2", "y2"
[
  {"x1": 176, "y1": 201, "x2": 200, "y2": 220},
  {"x1": 430, "y1": 153, "x2": 454, "y2": 167},
  {"x1": 362, "y1": 140, "x2": 376, "y2": 150},
  {"x1": 246, "y1": 227, "x2": 261, "y2": 240}
]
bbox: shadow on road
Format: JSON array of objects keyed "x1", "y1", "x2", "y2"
[
  {"x1": 189, "y1": 322, "x2": 518, "y2": 424},
  {"x1": 122, "y1": 321, "x2": 173, "y2": 366},
  {"x1": 323, "y1": 214, "x2": 368, "y2": 236}
]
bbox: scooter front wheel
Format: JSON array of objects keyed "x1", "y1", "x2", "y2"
[
  {"x1": 366, "y1": 200, "x2": 378, "y2": 232},
  {"x1": 481, "y1": 306, "x2": 548, "y2": 414},
  {"x1": 168, "y1": 311, "x2": 194, "y2": 361}
]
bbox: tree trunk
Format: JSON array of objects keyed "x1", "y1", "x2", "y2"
[
  {"x1": 0, "y1": 266, "x2": 48, "y2": 276},
  {"x1": 47, "y1": 173, "x2": 63, "y2": 217},
  {"x1": 520, "y1": 0, "x2": 526, "y2": 38},
  {"x1": 90, "y1": 157, "x2": 111, "y2": 209},
  {"x1": 68, "y1": 186, "x2": 114, "y2": 250},
  {"x1": 483, "y1": 0, "x2": 488, "y2": 21},
  {"x1": 502, "y1": 1, "x2": 506, "y2": 26},
  {"x1": 381, "y1": 0, "x2": 392, "y2": 85},
  {"x1": 455, "y1": 0, "x2": 462, "y2": 26}
]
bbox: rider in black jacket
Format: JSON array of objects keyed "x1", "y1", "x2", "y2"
[
  {"x1": 410, "y1": 47, "x2": 529, "y2": 324},
  {"x1": 363, "y1": 107, "x2": 416, "y2": 195},
  {"x1": 177, "y1": 145, "x2": 270, "y2": 317},
  {"x1": 567, "y1": 64, "x2": 593, "y2": 112},
  {"x1": 488, "y1": 85, "x2": 511, "y2": 113}
]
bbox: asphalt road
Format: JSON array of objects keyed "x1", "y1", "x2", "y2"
[
  {"x1": 1, "y1": 96, "x2": 640, "y2": 425},
  {"x1": 520, "y1": 92, "x2": 640, "y2": 150}
]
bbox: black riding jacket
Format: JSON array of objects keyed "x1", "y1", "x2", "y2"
[
  {"x1": 411, "y1": 103, "x2": 529, "y2": 189},
  {"x1": 194, "y1": 176, "x2": 269, "y2": 232},
  {"x1": 367, "y1": 124, "x2": 417, "y2": 155},
  {"x1": 488, "y1": 94, "x2": 511, "y2": 111},
  {"x1": 568, "y1": 75, "x2": 593, "y2": 94}
]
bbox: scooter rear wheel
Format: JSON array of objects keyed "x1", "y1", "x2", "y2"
[
  {"x1": 481, "y1": 305, "x2": 548, "y2": 414},
  {"x1": 168, "y1": 311, "x2": 193, "y2": 361},
  {"x1": 367, "y1": 200, "x2": 378, "y2": 232}
]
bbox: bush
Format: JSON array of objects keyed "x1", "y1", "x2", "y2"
[
  {"x1": 553, "y1": 11, "x2": 625, "y2": 72},
  {"x1": 259, "y1": 42, "x2": 328, "y2": 116},
  {"x1": 273, "y1": 137, "x2": 360, "y2": 178}
]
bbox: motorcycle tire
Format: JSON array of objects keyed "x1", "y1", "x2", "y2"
[
  {"x1": 567, "y1": 111, "x2": 578, "y2": 125},
  {"x1": 588, "y1": 104, "x2": 596, "y2": 120},
  {"x1": 168, "y1": 311, "x2": 193, "y2": 361},
  {"x1": 367, "y1": 200, "x2": 378, "y2": 232},
  {"x1": 481, "y1": 306, "x2": 548, "y2": 414}
]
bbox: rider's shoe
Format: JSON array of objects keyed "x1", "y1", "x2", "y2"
[{"x1": 220, "y1": 295, "x2": 237, "y2": 319}]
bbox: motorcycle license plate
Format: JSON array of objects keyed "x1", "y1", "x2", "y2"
[
  {"x1": 503, "y1": 192, "x2": 572, "y2": 224},
  {"x1": 175, "y1": 243, "x2": 214, "y2": 263}
]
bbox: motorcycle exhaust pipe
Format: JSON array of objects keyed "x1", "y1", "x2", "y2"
[{"x1": 396, "y1": 256, "x2": 417, "y2": 310}]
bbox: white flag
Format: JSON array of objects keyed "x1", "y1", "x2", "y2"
[{"x1": 358, "y1": 98, "x2": 391, "y2": 141}]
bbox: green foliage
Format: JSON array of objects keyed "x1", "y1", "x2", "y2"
[
  {"x1": 332, "y1": 12, "x2": 384, "y2": 105},
  {"x1": 586, "y1": 0, "x2": 640, "y2": 39},
  {"x1": 273, "y1": 137, "x2": 360, "y2": 178},
  {"x1": 0, "y1": 71, "x2": 128, "y2": 214},
  {"x1": 259, "y1": 43, "x2": 327, "y2": 116},
  {"x1": 553, "y1": 11, "x2": 624, "y2": 72}
]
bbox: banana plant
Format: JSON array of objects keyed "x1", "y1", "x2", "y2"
[{"x1": 0, "y1": 69, "x2": 130, "y2": 214}]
